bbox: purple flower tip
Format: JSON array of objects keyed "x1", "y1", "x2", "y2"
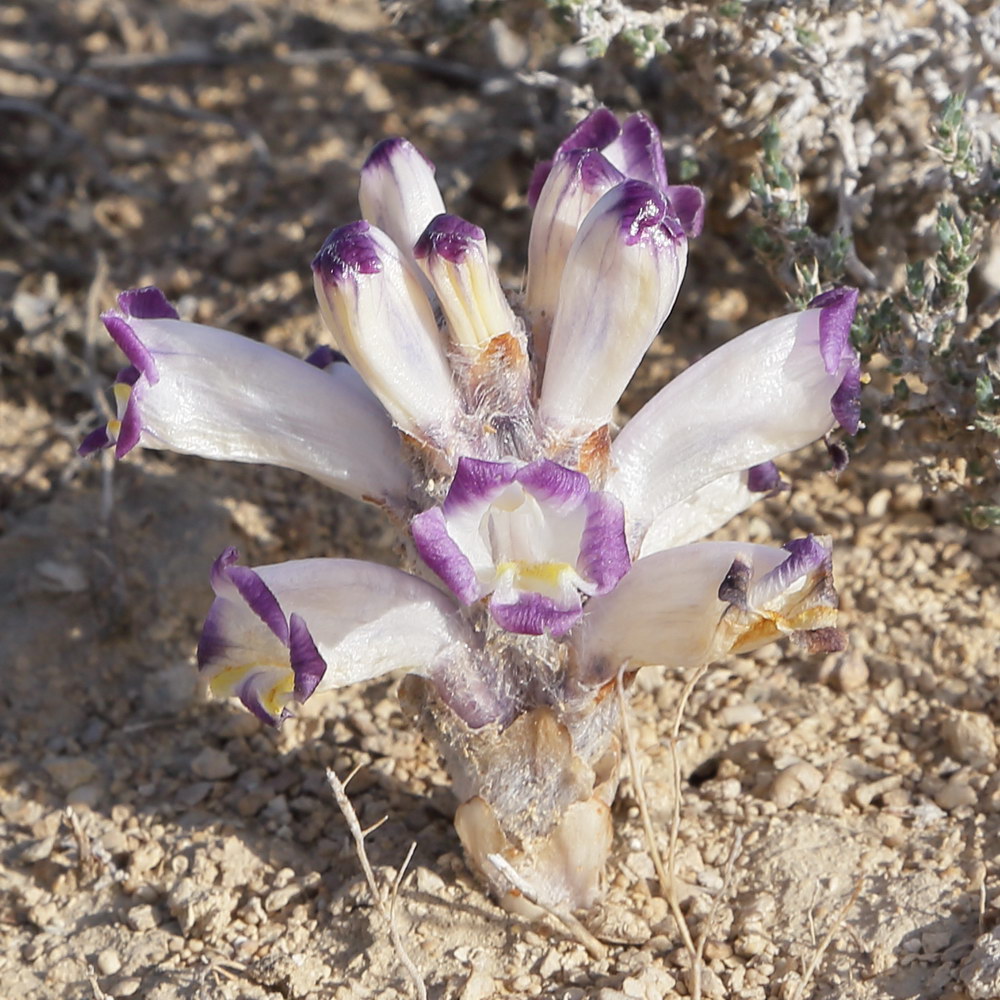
[
  {"x1": 413, "y1": 214, "x2": 486, "y2": 263},
  {"x1": 613, "y1": 180, "x2": 677, "y2": 245},
  {"x1": 114, "y1": 397, "x2": 142, "y2": 459},
  {"x1": 490, "y1": 593, "x2": 582, "y2": 638},
  {"x1": 289, "y1": 612, "x2": 327, "y2": 701},
  {"x1": 718, "y1": 557, "x2": 752, "y2": 609},
  {"x1": 782, "y1": 535, "x2": 829, "y2": 576},
  {"x1": 560, "y1": 107, "x2": 621, "y2": 154},
  {"x1": 812, "y1": 286, "x2": 859, "y2": 376},
  {"x1": 304, "y1": 345, "x2": 348, "y2": 369},
  {"x1": 573, "y1": 147, "x2": 626, "y2": 191},
  {"x1": 665, "y1": 185, "x2": 706, "y2": 238},
  {"x1": 810, "y1": 286, "x2": 861, "y2": 434},
  {"x1": 363, "y1": 136, "x2": 434, "y2": 173},
  {"x1": 831, "y1": 362, "x2": 862, "y2": 435},
  {"x1": 117, "y1": 286, "x2": 179, "y2": 321},
  {"x1": 101, "y1": 313, "x2": 159, "y2": 385},
  {"x1": 312, "y1": 221, "x2": 382, "y2": 283},
  {"x1": 618, "y1": 113, "x2": 668, "y2": 191},
  {"x1": 210, "y1": 547, "x2": 290, "y2": 645},
  {"x1": 78, "y1": 425, "x2": 111, "y2": 456},
  {"x1": 747, "y1": 461, "x2": 783, "y2": 494}
]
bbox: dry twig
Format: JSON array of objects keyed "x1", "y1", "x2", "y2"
[
  {"x1": 789, "y1": 876, "x2": 864, "y2": 1000},
  {"x1": 665, "y1": 663, "x2": 709, "y2": 997},
  {"x1": 616, "y1": 669, "x2": 670, "y2": 898},
  {"x1": 325, "y1": 766, "x2": 427, "y2": 1000},
  {"x1": 484, "y1": 853, "x2": 607, "y2": 960}
]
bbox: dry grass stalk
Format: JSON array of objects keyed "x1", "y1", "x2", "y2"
[
  {"x1": 325, "y1": 766, "x2": 427, "y2": 1000},
  {"x1": 616, "y1": 669, "x2": 670, "y2": 898},
  {"x1": 664, "y1": 663, "x2": 709, "y2": 998},
  {"x1": 789, "y1": 875, "x2": 863, "y2": 1000},
  {"x1": 484, "y1": 852, "x2": 607, "y2": 960}
]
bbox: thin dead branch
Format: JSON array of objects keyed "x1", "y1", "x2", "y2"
[
  {"x1": 0, "y1": 55, "x2": 270, "y2": 163},
  {"x1": 325, "y1": 767, "x2": 427, "y2": 1000},
  {"x1": 85, "y1": 36, "x2": 498, "y2": 89},
  {"x1": 789, "y1": 876, "x2": 864, "y2": 1000},
  {"x1": 616, "y1": 669, "x2": 670, "y2": 898},
  {"x1": 666, "y1": 663, "x2": 710, "y2": 998},
  {"x1": 484, "y1": 853, "x2": 607, "y2": 961},
  {"x1": 694, "y1": 828, "x2": 743, "y2": 971}
]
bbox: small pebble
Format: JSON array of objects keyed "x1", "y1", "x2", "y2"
[
  {"x1": 19, "y1": 836, "x2": 56, "y2": 863},
  {"x1": 935, "y1": 774, "x2": 977, "y2": 811},
  {"x1": 866, "y1": 488, "x2": 892, "y2": 518},
  {"x1": 921, "y1": 930, "x2": 952, "y2": 954},
  {"x1": 537, "y1": 948, "x2": 562, "y2": 978},
  {"x1": 191, "y1": 747, "x2": 237, "y2": 781},
  {"x1": 110, "y1": 977, "x2": 141, "y2": 997},
  {"x1": 943, "y1": 712, "x2": 996, "y2": 767},
  {"x1": 961, "y1": 927, "x2": 1000, "y2": 999},
  {"x1": 819, "y1": 650, "x2": 869, "y2": 692},
  {"x1": 22, "y1": 938, "x2": 45, "y2": 963},
  {"x1": 264, "y1": 885, "x2": 300, "y2": 913},
  {"x1": 43, "y1": 756, "x2": 98, "y2": 791},
  {"x1": 853, "y1": 774, "x2": 902, "y2": 808},
  {"x1": 769, "y1": 762, "x2": 823, "y2": 809},
  {"x1": 97, "y1": 949, "x2": 121, "y2": 975},
  {"x1": 718, "y1": 702, "x2": 764, "y2": 727},
  {"x1": 126, "y1": 905, "x2": 157, "y2": 932}
]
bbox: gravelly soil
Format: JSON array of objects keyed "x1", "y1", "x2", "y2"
[{"x1": 2, "y1": 2, "x2": 999, "y2": 999}]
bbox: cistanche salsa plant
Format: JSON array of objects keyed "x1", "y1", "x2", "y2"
[{"x1": 81, "y1": 108, "x2": 859, "y2": 915}]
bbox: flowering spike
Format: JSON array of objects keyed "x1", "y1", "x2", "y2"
[
  {"x1": 78, "y1": 109, "x2": 859, "y2": 919},
  {"x1": 312, "y1": 221, "x2": 460, "y2": 447}
]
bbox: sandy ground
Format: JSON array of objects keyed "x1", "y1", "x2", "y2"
[{"x1": 2, "y1": 2, "x2": 999, "y2": 998}]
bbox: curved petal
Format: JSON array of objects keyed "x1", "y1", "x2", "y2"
[
  {"x1": 312, "y1": 221, "x2": 461, "y2": 450},
  {"x1": 571, "y1": 538, "x2": 842, "y2": 686},
  {"x1": 80, "y1": 289, "x2": 410, "y2": 505},
  {"x1": 609, "y1": 289, "x2": 860, "y2": 546},
  {"x1": 538, "y1": 180, "x2": 687, "y2": 440},
  {"x1": 636, "y1": 463, "x2": 787, "y2": 557},
  {"x1": 198, "y1": 548, "x2": 470, "y2": 723},
  {"x1": 603, "y1": 112, "x2": 668, "y2": 192}
]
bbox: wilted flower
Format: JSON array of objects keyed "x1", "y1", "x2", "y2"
[{"x1": 81, "y1": 109, "x2": 859, "y2": 916}]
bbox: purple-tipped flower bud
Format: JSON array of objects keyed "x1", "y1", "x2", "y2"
[
  {"x1": 538, "y1": 180, "x2": 688, "y2": 438},
  {"x1": 312, "y1": 221, "x2": 459, "y2": 446},
  {"x1": 525, "y1": 149, "x2": 625, "y2": 351},
  {"x1": 359, "y1": 138, "x2": 447, "y2": 264},
  {"x1": 414, "y1": 214, "x2": 519, "y2": 354}
]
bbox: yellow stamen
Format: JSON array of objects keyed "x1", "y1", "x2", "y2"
[{"x1": 496, "y1": 560, "x2": 574, "y2": 589}]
